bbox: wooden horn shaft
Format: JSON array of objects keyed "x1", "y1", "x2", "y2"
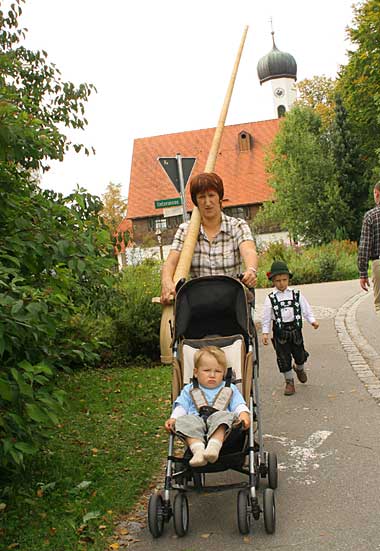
[
  {"x1": 160, "y1": 26, "x2": 249, "y2": 364},
  {"x1": 173, "y1": 25, "x2": 249, "y2": 284}
]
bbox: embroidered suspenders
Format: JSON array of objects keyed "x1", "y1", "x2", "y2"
[{"x1": 269, "y1": 290, "x2": 302, "y2": 332}]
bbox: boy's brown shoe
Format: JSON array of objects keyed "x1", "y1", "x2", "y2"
[
  {"x1": 293, "y1": 365, "x2": 307, "y2": 383},
  {"x1": 284, "y1": 380, "x2": 295, "y2": 395}
]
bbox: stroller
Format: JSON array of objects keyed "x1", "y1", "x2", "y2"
[{"x1": 148, "y1": 275, "x2": 278, "y2": 537}]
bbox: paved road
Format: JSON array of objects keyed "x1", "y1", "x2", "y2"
[{"x1": 117, "y1": 280, "x2": 380, "y2": 551}]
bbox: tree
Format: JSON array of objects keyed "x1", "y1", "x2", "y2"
[
  {"x1": 0, "y1": 1, "x2": 95, "y2": 171},
  {"x1": 337, "y1": 0, "x2": 380, "y2": 175},
  {"x1": 0, "y1": 0, "x2": 116, "y2": 471},
  {"x1": 329, "y1": 95, "x2": 368, "y2": 240},
  {"x1": 296, "y1": 75, "x2": 337, "y2": 127},
  {"x1": 261, "y1": 105, "x2": 348, "y2": 245},
  {"x1": 100, "y1": 182, "x2": 128, "y2": 233}
]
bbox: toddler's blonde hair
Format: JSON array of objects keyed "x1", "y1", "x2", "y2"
[{"x1": 194, "y1": 346, "x2": 227, "y2": 374}]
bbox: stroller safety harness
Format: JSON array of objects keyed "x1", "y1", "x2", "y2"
[{"x1": 190, "y1": 367, "x2": 233, "y2": 421}]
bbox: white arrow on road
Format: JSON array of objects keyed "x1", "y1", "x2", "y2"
[{"x1": 265, "y1": 430, "x2": 333, "y2": 485}]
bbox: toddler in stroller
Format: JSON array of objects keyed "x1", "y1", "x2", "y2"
[
  {"x1": 148, "y1": 275, "x2": 278, "y2": 538},
  {"x1": 165, "y1": 345, "x2": 250, "y2": 467}
]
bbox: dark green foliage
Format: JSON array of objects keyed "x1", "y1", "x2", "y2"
[
  {"x1": 108, "y1": 260, "x2": 162, "y2": 364},
  {"x1": 263, "y1": 106, "x2": 349, "y2": 245},
  {"x1": 0, "y1": 1, "x2": 117, "y2": 471},
  {"x1": 256, "y1": 240, "x2": 358, "y2": 288},
  {"x1": 0, "y1": 177, "x2": 117, "y2": 469},
  {"x1": 337, "y1": 0, "x2": 380, "y2": 174},
  {"x1": 0, "y1": 1, "x2": 95, "y2": 169},
  {"x1": 329, "y1": 95, "x2": 369, "y2": 240}
]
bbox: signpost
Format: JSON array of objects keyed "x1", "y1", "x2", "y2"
[{"x1": 157, "y1": 154, "x2": 196, "y2": 222}]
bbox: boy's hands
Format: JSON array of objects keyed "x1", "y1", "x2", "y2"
[
  {"x1": 262, "y1": 333, "x2": 269, "y2": 345},
  {"x1": 164, "y1": 418, "x2": 176, "y2": 432},
  {"x1": 312, "y1": 321, "x2": 319, "y2": 330},
  {"x1": 239, "y1": 411, "x2": 250, "y2": 429}
]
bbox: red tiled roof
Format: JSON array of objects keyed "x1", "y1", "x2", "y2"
[{"x1": 126, "y1": 118, "x2": 279, "y2": 220}]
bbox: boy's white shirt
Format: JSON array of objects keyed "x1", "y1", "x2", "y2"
[{"x1": 261, "y1": 286, "x2": 316, "y2": 334}]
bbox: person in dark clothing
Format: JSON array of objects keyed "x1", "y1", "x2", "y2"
[{"x1": 358, "y1": 182, "x2": 380, "y2": 316}]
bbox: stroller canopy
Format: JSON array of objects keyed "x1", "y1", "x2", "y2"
[{"x1": 173, "y1": 276, "x2": 252, "y2": 341}]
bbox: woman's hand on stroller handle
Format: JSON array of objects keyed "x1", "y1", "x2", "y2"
[
  {"x1": 237, "y1": 269, "x2": 257, "y2": 291},
  {"x1": 237, "y1": 273, "x2": 256, "y2": 300}
]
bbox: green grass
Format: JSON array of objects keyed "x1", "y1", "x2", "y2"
[{"x1": 0, "y1": 365, "x2": 171, "y2": 551}]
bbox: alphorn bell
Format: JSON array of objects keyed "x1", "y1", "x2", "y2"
[{"x1": 159, "y1": 26, "x2": 249, "y2": 363}]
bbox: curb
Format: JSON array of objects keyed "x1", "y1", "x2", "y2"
[{"x1": 335, "y1": 292, "x2": 380, "y2": 403}]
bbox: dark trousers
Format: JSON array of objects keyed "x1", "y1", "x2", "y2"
[{"x1": 272, "y1": 323, "x2": 309, "y2": 373}]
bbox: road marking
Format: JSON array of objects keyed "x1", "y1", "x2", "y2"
[{"x1": 265, "y1": 430, "x2": 333, "y2": 485}]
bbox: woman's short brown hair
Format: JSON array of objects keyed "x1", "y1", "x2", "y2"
[
  {"x1": 190, "y1": 172, "x2": 224, "y2": 206},
  {"x1": 193, "y1": 346, "x2": 227, "y2": 374}
]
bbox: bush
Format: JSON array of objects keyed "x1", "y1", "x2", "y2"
[
  {"x1": 0, "y1": 185, "x2": 117, "y2": 471},
  {"x1": 0, "y1": 1, "x2": 114, "y2": 471},
  {"x1": 257, "y1": 240, "x2": 358, "y2": 287},
  {"x1": 108, "y1": 260, "x2": 162, "y2": 364},
  {"x1": 317, "y1": 252, "x2": 338, "y2": 282}
]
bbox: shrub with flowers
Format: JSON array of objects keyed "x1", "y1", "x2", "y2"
[{"x1": 256, "y1": 240, "x2": 358, "y2": 288}]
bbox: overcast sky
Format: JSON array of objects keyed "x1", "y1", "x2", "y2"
[{"x1": 19, "y1": 0, "x2": 356, "y2": 201}]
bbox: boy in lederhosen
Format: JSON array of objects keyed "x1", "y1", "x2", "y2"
[{"x1": 261, "y1": 261, "x2": 319, "y2": 395}]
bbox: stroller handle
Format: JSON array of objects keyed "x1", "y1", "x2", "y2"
[{"x1": 237, "y1": 273, "x2": 256, "y2": 294}]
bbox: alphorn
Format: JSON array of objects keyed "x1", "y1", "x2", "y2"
[{"x1": 159, "y1": 26, "x2": 249, "y2": 363}]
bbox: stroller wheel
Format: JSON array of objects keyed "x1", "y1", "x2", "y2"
[
  {"x1": 237, "y1": 489, "x2": 251, "y2": 535},
  {"x1": 267, "y1": 452, "x2": 278, "y2": 489},
  {"x1": 173, "y1": 492, "x2": 189, "y2": 537},
  {"x1": 263, "y1": 488, "x2": 276, "y2": 534},
  {"x1": 148, "y1": 492, "x2": 165, "y2": 538}
]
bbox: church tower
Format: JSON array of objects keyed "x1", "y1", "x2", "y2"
[{"x1": 257, "y1": 31, "x2": 297, "y2": 118}]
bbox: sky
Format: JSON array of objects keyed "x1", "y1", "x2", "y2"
[{"x1": 17, "y1": 0, "x2": 356, "y2": 201}]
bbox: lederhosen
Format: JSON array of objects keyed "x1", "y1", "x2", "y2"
[{"x1": 269, "y1": 290, "x2": 309, "y2": 373}]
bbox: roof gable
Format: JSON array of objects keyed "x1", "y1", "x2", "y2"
[{"x1": 127, "y1": 118, "x2": 279, "y2": 219}]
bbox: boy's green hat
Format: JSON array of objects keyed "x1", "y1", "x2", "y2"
[{"x1": 267, "y1": 260, "x2": 293, "y2": 280}]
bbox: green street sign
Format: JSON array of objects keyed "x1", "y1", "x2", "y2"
[{"x1": 154, "y1": 197, "x2": 182, "y2": 209}]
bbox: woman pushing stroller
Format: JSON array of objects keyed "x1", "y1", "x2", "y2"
[
  {"x1": 160, "y1": 172, "x2": 258, "y2": 304},
  {"x1": 165, "y1": 346, "x2": 250, "y2": 467}
]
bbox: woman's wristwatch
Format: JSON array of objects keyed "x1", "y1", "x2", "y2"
[{"x1": 247, "y1": 266, "x2": 257, "y2": 275}]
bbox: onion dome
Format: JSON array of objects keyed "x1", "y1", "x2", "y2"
[{"x1": 257, "y1": 32, "x2": 297, "y2": 84}]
